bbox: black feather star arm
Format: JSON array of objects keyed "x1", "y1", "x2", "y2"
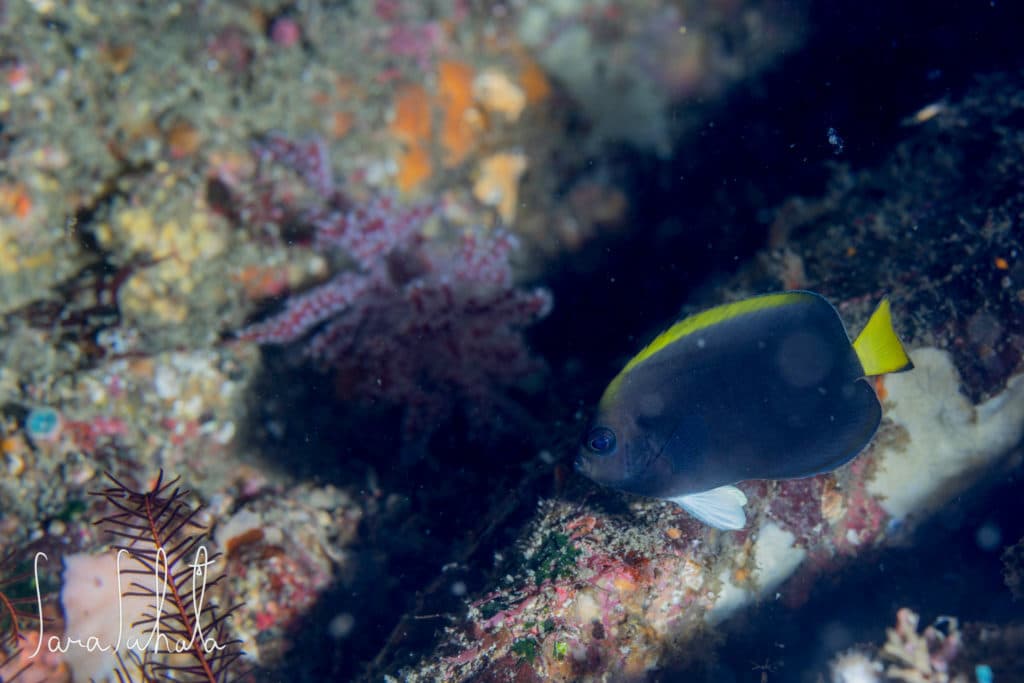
[
  {"x1": 0, "y1": 650, "x2": 30, "y2": 683},
  {"x1": 0, "y1": 548, "x2": 44, "y2": 682},
  {"x1": 0, "y1": 549, "x2": 42, "y2": 644},
  {"x1": 91, "y1": 471, "x2": 249, "y2": 683}
]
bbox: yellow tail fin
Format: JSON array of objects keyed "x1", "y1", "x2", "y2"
[{"x1": 852, "y1": 298, "x2": 913, "y2": 376}]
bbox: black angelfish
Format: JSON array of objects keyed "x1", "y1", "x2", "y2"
[{"x1": 576, "y1": 291, "x2": 913, "y2": 530}]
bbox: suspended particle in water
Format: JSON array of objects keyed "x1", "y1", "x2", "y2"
[
  {"x1": 975, "y1": 521, "x2": 1001, "y2": 551},
  {"x1": 328, "y1": 612, "x2": 355, "y2": 639},
  {"x1": 827, "y1": 127, "x2": 844, "y2": 154}
]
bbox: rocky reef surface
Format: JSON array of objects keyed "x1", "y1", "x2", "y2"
[{"x1": 0, "y1": 1, "x2": 1021, "y2": 682}]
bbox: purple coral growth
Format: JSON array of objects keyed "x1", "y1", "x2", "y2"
[{"x1": 238, "y1": 135, "x2": 553, "y2": 454}]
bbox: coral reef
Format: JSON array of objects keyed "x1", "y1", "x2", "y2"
[
  {"x1": 393, "y1": 498, "x2": 721, "y2": 680},
  {"x1": 879, "y1": 609, "x2": 963, "y2": 683},
  {"x1": 827, "y1": 608, "x2": 1024, "y2": 683},
  {"x1": 232, "y1": 134, "x2": 553, "y2": 454},
  {"x1": 0, "y1": 0, "x2": 1022, "y2": 681},
  {"x1": 0, "y1": 473, "x2": 252, "y2": 683},
  {"x1": 392, "y1": 348, "x2": 1024, "y2": 679},
  {"x1": 213, "y1": 482, "x2": 362, "y2": 665},
  {"x1": 387, "y1": 71, "x2": 1024, "y2": 682}
]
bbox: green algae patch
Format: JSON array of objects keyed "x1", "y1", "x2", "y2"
[
  {"x1": 511, "y1": 637, "x2": 539, "y2": 663},
  {"x1": 529, "y1": 532, "x2": 582, "y2": 585}
]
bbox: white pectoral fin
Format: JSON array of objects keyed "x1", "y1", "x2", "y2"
[{"x1": 668, "y1": 485, "x2": 748, "y2": 530}]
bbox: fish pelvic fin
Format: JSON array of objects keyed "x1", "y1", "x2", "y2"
[
  {"x1": 852, "y1": 298, "x2": 913, "y2": 376},
  {"x1": 668, "y1": 485, "x2": 748, "y2": 530}
]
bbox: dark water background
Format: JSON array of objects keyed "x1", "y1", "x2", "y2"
[{"x1": 537, "y1": 0, "x2": 1024, "y2": 382}]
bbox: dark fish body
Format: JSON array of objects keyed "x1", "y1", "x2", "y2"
[{"x1": 576, "y1": 291, "x2": 913, "y2": 529}]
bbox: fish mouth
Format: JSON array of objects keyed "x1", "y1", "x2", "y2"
[{"x1": 573, "y1": 454, "x2": 587, "y2": 474}]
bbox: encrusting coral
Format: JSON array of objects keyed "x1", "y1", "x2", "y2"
[
  {"x1": 827, "y1": 608, "x2": 967, "y2": 683},
  {"x1": 881, "y1": 608, "x2": 964, "y2": 683}
]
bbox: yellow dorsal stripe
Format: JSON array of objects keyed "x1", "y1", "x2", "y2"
[
  {"x1": 599, "y1": 292, "x2": 803, "y2": 409},
  {"x1": 852, "y1": 298, "x2": 913, "y2": 376},
  {"x1": 621, "y1": 292, "x2": 801, "y2": 375}
]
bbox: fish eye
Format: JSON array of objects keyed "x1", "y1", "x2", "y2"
[{"x1": 585, "y1": 427, "x2": 616, "y2": 455}]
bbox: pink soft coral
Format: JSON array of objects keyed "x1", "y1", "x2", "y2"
[{"x1": 235, "y1": 135, "x2": 552, "y2": 456}]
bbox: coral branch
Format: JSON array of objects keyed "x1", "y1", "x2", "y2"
[{"x1": 234, "y1": 134, "x2": 552, "y2": 454}]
